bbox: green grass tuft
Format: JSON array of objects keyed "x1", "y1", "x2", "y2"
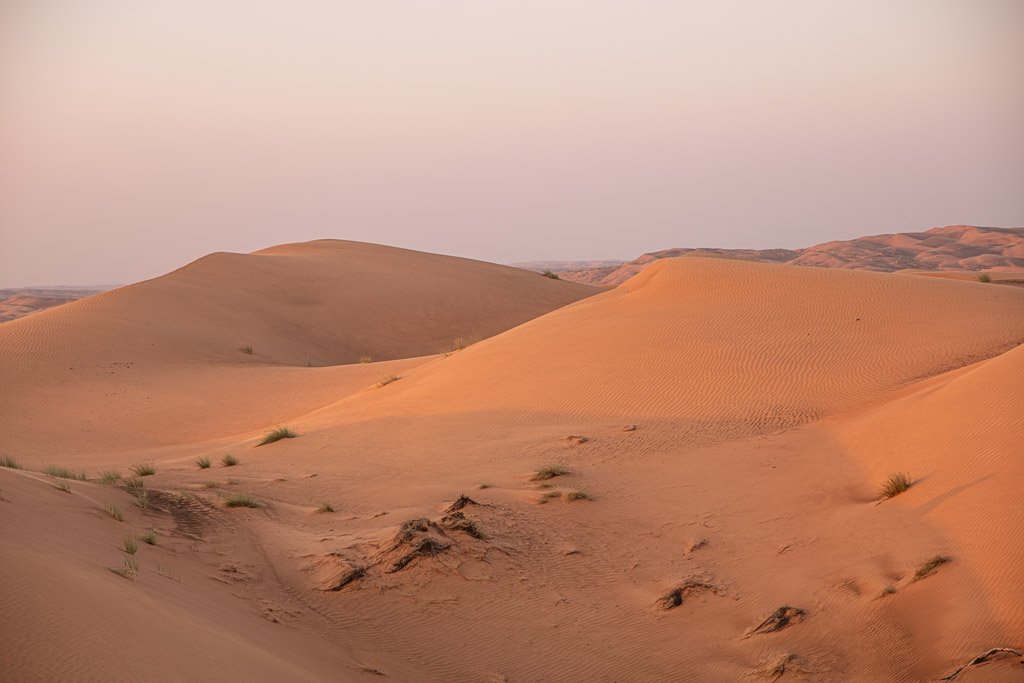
[
  {"x1": 195, "y1": 456, "x2": 211, "y2": 469},
  {"x1": 542, "y1": 270, "x2": 560, "y2": 279},
  {"x1": 258, "y1": 427, "x2": 297, "y2": 446},
  {"x1": 225, "y1": 493, "x2": 262, "y2": 508},
  {"x1": 879, "y1": 472, "x2": 912, "y2": 499},
  {"x1": 222, "y1": 454, "x2": 239, "y2": 467},
  {"x1": 531, "y1": 465, "x2": 569, "y2": 481},
  {"x1": 44, "y1": 465, "x2": 86, "y2": 480},
  {"x1": 0, "y1": 455, "x2": 22, "y2": 469},
  {"x1": 131, "y1": 462, "x2": 156, "y2": 477}
]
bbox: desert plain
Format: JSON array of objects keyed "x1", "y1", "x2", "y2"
[{"x1": 2, "y1": 228, "x2": 1024, "y2": 681}]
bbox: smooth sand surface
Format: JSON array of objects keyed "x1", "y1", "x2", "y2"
[{"x1": 2, "y1": 245, "x2": 1023, "y2": 681}]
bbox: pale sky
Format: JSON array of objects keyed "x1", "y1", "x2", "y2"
[{"x1": 1, "y1": 0, "x2": 1022, "y2": 286}]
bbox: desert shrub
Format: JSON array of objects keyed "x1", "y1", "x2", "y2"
[
  {"x1": 122, "y1": 535, "x2": 139, "y2": 555},
  {"x1": 913, "y1": 555, "x2": 952, "y2": 581},
  {"x1": 44, "y1": 465, "x2": 86, "y2": 480},
  {"x1": 542, "y1": 270, "x2": 560, "y2": 279},
  {"x1": 195, "y1": 456, "x2": 211, "y2": 469},
  {"x1": 131, "y1": 462, "x2": 156, "y2": 477},
  {"x1": 259, "y1": 427, "x2": 296, "y2": 445},
  {"x1": 222, "y1": 454, "x2": 239, "y2": 467},
  {"x1": 978, "y1": 273, "x2": 991, "y2": 283},
  {"x1": 565, "y1": 489, "x2": 591, "y2": 501},
  {"x1": 879, "y1": 472, "x2": 912, "y2": 499},
  {"x1": 315, "y1": 503, "x2": 335, "y2": 513},
  {"x1": 225, "y1": 493, "x2": 262, "y2": 508},
  {"x1": 532, "y1": 465, "x2": 569, "y2": 481}
]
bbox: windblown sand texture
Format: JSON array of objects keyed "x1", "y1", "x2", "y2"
[{"x1": 2, "y1": 240, "x2": 1023, "y2": 681}]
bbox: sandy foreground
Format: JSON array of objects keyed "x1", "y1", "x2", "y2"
[{"x1": 1, "y1": 241, "x2": 1023, "y2": 681}]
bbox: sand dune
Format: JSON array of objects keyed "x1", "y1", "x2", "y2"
[{"x1": 3, "y1": 246, "x2": 1024, "y2": 681}]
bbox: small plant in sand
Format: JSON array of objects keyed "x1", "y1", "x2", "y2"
[
  {"x1": 239, "y1": 345, "x2": 254, "y2": 355},
  {"x1": 913, "y1": 555, "x2": 951, "y2": 582},
  {"x1": 156, "y1": 564, "x2": 180, "y2": 582},
  {"x1": 225, "y1": 493, "x2": 262, "y2": 508},
  {"x1": 131, "y1": 462, "x2": 156, "y2": 477},
  {"x1": 878, "y1": 584, "x2": 896, "y2": 598},
  {"x1": 222, "y1": 454, "x2": 239, "y2": 467},
  {"x1": 44, "y1": 465, "x2": 86, "y2": 480},
  {"x1": 477, "y1": 483, "x2": 493, "y2": 489},
  {"x1": 133, "y1": 487, "x2": 150, "y2": 509},
  {"x1": 111, "y1": 557, "x2": 139, "y2": 580},
  {"x1": 879, "y1": 472, "x2": 912, "y2": 499},
  {"x1": 54, "y1": 480, "x2": 72, "y2": 493},
  {"x1": 195, "y1": 456, "x2": 211, "y2": 469},
  {"x1": 98, "y1": 470, "x2": 121, "y2": 484},
  {"x1": 0, "y1": 455, "x2": 22, "y2": 469},
  {"x1": 259, "y1": 427, "x2": 296, "y2": 446},
  {"x1": 106, "y1": 505, "x2": 124, "y2": 522},
  {"x1": 565, "y1": 488, "x2": 591, "y2": 501},
  {"x1": 358, "y1": 355, "x2": 373, "y2": 363},
  {"x1": 532, "y1": 464, "x2": 569, "y2": 481},
  {"x1": 542, "y1": 270, "x2": 560, "y2": 279},
  {"x1": 376, "y1": 374, "x2": 401, "y2": 388},
  {"x1": 202, "y1": 481, "x2": 222, "y2": 489},
  {"x1": 122, "y1": 535, "x2": 139, "y2": 555},
  {"x1": 538, "y1": 490, "x2": 562, "y2": 503},
  {"x1": 141, "y1": 529, "x2": 157, "y2": 545},
  {"x1": 978, "y1": 273, "x2": 992, "y2": 283},
  {"x1": 315, "y1": 502, "x2": 335, "y2": 513}
]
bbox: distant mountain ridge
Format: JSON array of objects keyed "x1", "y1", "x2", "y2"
[{"x1": 554, "y1": 225, "x2": 1024, "y2": 285}]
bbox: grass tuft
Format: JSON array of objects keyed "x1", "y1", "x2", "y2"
[
  {"x1": 259, "y1": 427, "x2": 296, "y2": 446},
  {"x1": 131, "y1": 462, "x2": 156, "y2": 477},
  {"x1": 99, "y1": 470, "x2": 122, "y2": 484},
  {"x1": 195, "y1": 456, "x2": 211, "y2": 469},
  {"x1": 44, "y1": 465, "x2": 86, "y2": 480},
  {"x1": 531, "y1": 464, "x2": 569, "y2": 481},
  {"x1": 913, "y1": 555, "x2": 952, "y2": 582},
  {"x1": 122, "y1": 535, "x2": 139, "y2": 555},
  {"x1": 477, "y1": 483, "x2": 493, "y2": 489},
  {"x1": 225, "y1": 493, "x2": 262, "y2": 508},
  {"x1": 542, "y1": 270, "x2": 560, "y2": 279},
  {"x1": 565, "y1": 488, "x2": 591, "y2": 501},
  {"x1": 0, "y1": 455, "x2": 22, "y2": 469},
  {"x1": 376, "y1": 374, "x2": 401, "y2": 388},
  {"x1": 55, "y1": 480, "x2": 72, "y2": 493},
  {"x1": 978, "y1": 273, "x2": 992, "y2": 283},
  {"x1": 107, "y1": 505, "x2": 124, "y2": 522},
  {"x1": 240, "y1": 345, "x2": 254, "y2": 355},
  {"x1": 221, "y1": 454, "x2": 239, "y2": 467},
  {"x1": 134, "y1": 488, "x2": 150, "y2": 509},
  {"x1": 111, "y1": 557, "x2": 139, "y2": 580},
  {"x1": 315, "y1": 502, "x2": 335, "y2": 513},
  {"x1": 879, "y1": 472, "x2": 912, "y2": 499},
  {"x1": 141, "y1": 529, "x2": 157, "y2": 545},
  {"x1": 358, "y1": 355, "x2": 373, "y2": 363}
]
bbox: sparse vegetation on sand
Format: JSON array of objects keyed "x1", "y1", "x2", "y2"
[
  {"x1": 442, "y1": 337, "x2": 479, "y2": 356},
  {"x1": 542, "y1": 270, "x2": 560, "y2": 279},
  {"x1": 376, "y1": 374, "x2": 401, "y2": 388},
  {"x1": 878, "y1": 584, "x2": 896, "y2": 598},
  {"x1": 99, "y1": 470, "x2": 121, "y2": 484},
  {"x1": 565, "y1": 488, "x2": 591, "y2": 501},
  {"x1": 225, "y1": 493, "x2": 262, "y2": 508},
  {"x1": 44, "y1": 465, "x2": 86, "y2": 480},
  {"x1": 0, "y1": 455, "x2": 22, "y2": 469},
  {"x1": 532, "y1": 464, "x2": 569, "y2": 481},
  {"x1": 106, "y1": 505, "x2": 124, "y2": 522},
  {"x1": 195, "y1": 456, "x2": 211, "y2": 469},
  {"x1": 54, "y1": 480, "x2": 72, "y2": 493},
  {"x1": 122, "y1": 535, "x2": 139, "y2": 555},
  {"x1": 239, "y1": 345, "x2": 254, "y2": 355},
  {"x1": 913, "y1": 555, "x2": 951, "y2": 582},
  {"x1": 110, "y1": 557, "x2": 139, "y2": 580},
  {"x1": 131, "y1": 462, "x2": 156, "y2": 477},
  {"x1": 358, "y1": 355, "x2": 373, "y2": 363},
  {"x1": 477, "y1": 483, "x2": 493, "y2": 489},
  {"x1": 879, "y1": 472, "x2": 912, "y2": 499},
  {"x1": 315, "y1": 503, "x2": 335, "y2": 513},
  {"x1": 222, "y1": 454, "x2": 239, "y2": 467},
  {"x1": 259, "y1": 427, "x2": 296, "y2": 445},
  {"x1": 978, "y1": 273, "x2": 992, "y2": 283},
  {"x1": 141, "y1": 529, "x2": 157, "y2": 545}
]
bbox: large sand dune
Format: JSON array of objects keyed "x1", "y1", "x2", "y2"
[{"x1": 2, "y1": 246, "x2": 1023, "y2": 681}]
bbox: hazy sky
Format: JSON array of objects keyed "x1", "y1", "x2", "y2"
[{"x1": 1, "y1": 0, "x2": 1022, "y2": 286}]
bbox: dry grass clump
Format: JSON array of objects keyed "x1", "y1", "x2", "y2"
[
  {"x1": 879, "y1": 472, "x2": 911, "y2": 499},
  {"x1": 542, "y1": 270, "x2": 560, "y2": 279},
  {"x1": 315, "y1": 503, "x2": 335, "y2": 513},
  {"x1": 54, "y1": 480, "x2": 72, "y2": 493},
  {"x1": 978, "y1": 273, "x2": 992, "y2": 283},
  {"x1": 44, "y1": 465, "x2": 86, "y2": 480},
  {"x1": 358, "y1": 355, "x2": 373, "y2": 363},
  {"x1": 239, "y1": 345, "x2": 254, "y2": 355},
  {"x1": 225, "y1": 493, "x2": 262, "y2": 508},
  {"x1": 106, "y1": 505, "x2": 124, "y2": 522},
  {"x1": 221, "y1": 454, "x2": 239, "y2": 467},
  {"x1": 532, "y1": 464, "x2": 569, "y2": 481},
  {"x1": 141, "y1": 529, "x2": 157, "y2": 545},
  {"x1": 131, "y1": 462, "x2": 156, "y2": 477},
  {"x1": 913, "y1": 555, "x2": 952, "y2": 582},
  {"x1": 0, "y1": 455, "x2": 22, "y2": 469},
  {"x1": 259, "y1": 427, "x2": 296, "y2": 445},
  {"x1": 99, "y1": 470, "x2": 121, "y2": 484},
  {"x1": 110, "y1": 557, "x2": 139, "y2": 580},
  {"x1": 565, "y1": 489, "x2": 591, "y2": 501},
  {"x1": 376, "y1": 374, "x2": 401, "y2": 388},
  {"x1": 195, "y1": 456, "x2": 211, "y2": 469},
  {"x1": 122, "y1": 535, "x2": 139, "y2": 555}
]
